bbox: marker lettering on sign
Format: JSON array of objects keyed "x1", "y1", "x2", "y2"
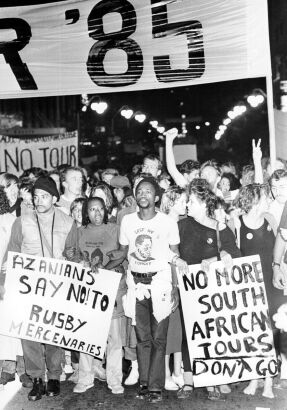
[{"x1": 19, "y1": 275, "x2": 63, "y2": 297}]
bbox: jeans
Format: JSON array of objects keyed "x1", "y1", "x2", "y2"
[
  {"x1": 21, "y1": 340, "x2": 62, "y2": 380},
  {"x1": 135, "y1": 296, "x2": 169, "y2": 392}
]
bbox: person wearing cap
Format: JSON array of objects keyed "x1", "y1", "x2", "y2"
[
  {"x1": 0, "y1": 176, "x2": 76, "y2": 402},
  {"x1": 110, "y1": 177, "x2": 188, "y2": 403},
  {"x1": 110, "y1": 176, "x2": 132, "y2": 208}
]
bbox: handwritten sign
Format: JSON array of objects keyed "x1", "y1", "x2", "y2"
[
  {"x1": 0, "y1": 252, "x2": 121, "y2": 358},
  {"x1": 0, "y1": 131, "x2": 78, "y2": 175},
  {"x1": 178, "y1": 255, "x2": 278, "y2": 387},
  {"x1": 0, "y1": 0, "x2": 270, "y2": 98}
]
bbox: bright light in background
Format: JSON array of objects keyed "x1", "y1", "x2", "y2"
[
  {"x1": 134, "y1": 113, "x2": 146, "y2": 123},
  {"x1": 157, "y1": 126, "x2": 165, "y2": 133},
  {"x1": 121, "y1": 109, "x2": 134, "y2": 119},
  {"x1": 195, "y1": 125, "x2": 200, "y2": 130},
  {"x1": 81, "y1": 105, "x2": 87, "y2": 112},
  {"x1": 219, "y1": 125, "x2": 227, "y2": 131},
  {"x1": 205, "y1": 121, "x2": 210, "y2": 126},
  {"x1": 91, "y1": 101, "x2": 108, "y2": 114},
  {"x1": 223, "y1": 118, "x2": 231, "y2": 125},
  {"x1": 215, "y1": 134, "x2": 221, "y2": 140},
  {"x1": 227, "y1": 110, "x2": 236, "y2": 119},
  {"x1": 150, "y1": 120, "x2": 158, "y2": 128},
  {"x1": 247, "y1": 94, "x2": 265, "y2": 107}
]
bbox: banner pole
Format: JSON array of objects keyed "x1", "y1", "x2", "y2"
[{"x1": 266, "y1": 75, "x2": 276, "y2": 172}]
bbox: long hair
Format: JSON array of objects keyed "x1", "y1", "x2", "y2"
[{"x1": 188, "y1": 178, "x2": 218, "y2": 218}]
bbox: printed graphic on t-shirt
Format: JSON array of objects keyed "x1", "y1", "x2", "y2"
[{"x1": 130, "y1": 234, "x2": 155, "y2": 262}]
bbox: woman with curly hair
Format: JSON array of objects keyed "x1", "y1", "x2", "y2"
[
  {"x1": 231, "y1": 183, "x2": 286, "y2": 398},
  {"x1": 160, "y1": 186, "x2": 187, "y2": 391},
  {"x1": 177, "y1": 179, "x2": 241, "y2": 400}
]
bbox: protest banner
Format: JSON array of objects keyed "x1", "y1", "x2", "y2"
[
  {"x1": 0, "y1": 0, "x2": 270, "y2": 98},
  {"x1": 178, "y1": 255, "x2": 278, "y2": 387},
  {"x1": 0, "y1": 131, "x2": 78, "y2": 175},
  {"x1": 0, "y1": 252, "x2": 121, "y2": 358}
]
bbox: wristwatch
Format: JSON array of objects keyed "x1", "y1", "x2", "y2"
[{"x1": 272, "y1": 261, "x2": 280, "y2": 268}]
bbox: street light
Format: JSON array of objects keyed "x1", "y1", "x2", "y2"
[{"x1": 81, "y1": 94, "x2": 108, "y2": 114}]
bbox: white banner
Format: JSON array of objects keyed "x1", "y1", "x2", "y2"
[
  {"x1": 0, "y1": 252, "x2": 121, "y2": 358},
  {"x1": 0, "y1": 131, "x2": 78, "y2": 175},
  {"x1": 178, "y1": 255, "x2": 278, "y2": 387},
  {"x1": 0, "y1": 0, "x2": 270, "y2": 98}
]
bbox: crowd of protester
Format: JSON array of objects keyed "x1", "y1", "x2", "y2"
[{"x1": 0, "y1": 128, "x2": 287, "y2": 404}]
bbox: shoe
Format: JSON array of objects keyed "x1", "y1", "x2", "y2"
[
  {"x1": 148, "y1": 391, "x2": 162, "y2": 403},
  {"x1": 0, "y1": 372, "x2": 15, "y2": 385},
  {"x1": 64, "y1": 364, "x2": 74, "y2": 374},
  {"x1": 69, "y1": 369, "x2": 79, "y2": 384},
  {"x1": 73, "y1": 382, "x2": 94, "y2": 393},
  {"x1": 124, "y1": 361, "x2": 139, "y2": 386},
  {"x1": 177, "y1": 384, "x2": 193, "y2": 399},
  {"x1": 165, "y1": 376, "x2": 179, "y2": 391},
  {"x1": 109, "y1": 385, "x2": 124, "y2": 394},
  {"x1": 46, "y1": 379, "x2": 60, "y2": 397},
  {"x1": 136, "y1": 384, "x2": 149, "y2": 399},
  {"x1": 28, "y1": 378, "x2": 46, "y2": 401},
  {"x1": 60, "y1": 371, "x2": 66, "y2": 381},
  {"x1": 172, "y1": 372, "x2": 184, "y2": 388},
  {"x1": 207, "y1": 388, "x2": 226, "y2": 401},
  {"x1": 219, "y1": 384, "x2": 231, "y2": 394},
  {"x1": 94, "y1": 367, "x2": 106, "y2": 382},
  {"x1": 20, "y1": 373, "x2": 33, "y2": 388}
]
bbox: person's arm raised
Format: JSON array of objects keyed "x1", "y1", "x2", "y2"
[{"x1": 165, "y1": 128, "x2": 187, "y2": 188}]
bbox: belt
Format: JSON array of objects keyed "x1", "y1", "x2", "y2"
[{"x1": 131, "y1": 271, "x2": 157, "y2": 278}]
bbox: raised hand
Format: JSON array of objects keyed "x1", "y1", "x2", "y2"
[
  {"x1": 164, "y1": 128, "x2": 178, "y2": 141},
  {"x1": 252, "y1": 138, "x2": 262, "y2": 163}
]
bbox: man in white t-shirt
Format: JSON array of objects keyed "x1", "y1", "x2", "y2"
[{"x1": 118, "y1": 177, "x2": 187, "y2": 403}]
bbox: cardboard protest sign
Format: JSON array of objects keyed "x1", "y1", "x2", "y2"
[
  {"x1": 0, "y1": 252, "x2": 121, "y2": 358},
  {"x1": 0, "y1": 0, "x2": 270, "y2": 98},
  {"x1": 0, "y1": 131, "x2": 78, "y2": 175},
  {"x1": 178, "y1": 255, "x2": 278, "y2": 387}
]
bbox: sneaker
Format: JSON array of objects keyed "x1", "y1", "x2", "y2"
[
  {"x1": 60, "y1": 371, "x2": 66, "y2": 382},
  {"x1": 73, "y1": 382, "x2": 94, "y2": 393},
  {"x1": 28, "y1": 378, "x2": 46, "y2": 401},
  {"x1": 46, "y1": 379, "x2": 60, "y2": 397},
  {"x1": 69, "y1": 369, "x2": 79, "y2": 384},
  {"x1": 109, "y1": 385, "x2": 124, "y2": 394},
  {"x1": 64, "y1": 364, "x2": 74, "y2": 374},
  {"x1": 165, "y1": 376, "x2": 179, "y2": 391},
  {"x1": 136, "y1": 384, "x2": 149, "y2": 400},
  {"x1": 124, "y1": 362, "x2": 139, "y2": 386},
  {"x1": 148, "y1": 391, "x2": 162, "y2": 403},
  {"x1": 219, "y1": 384, "x2": 231, "y2": 394},
  {"x1": 20, "y1": 373, "x2": 33, "y2": 388},
  {"x1": 94, "y1": 367, "x2": 106, "y2": 382},
  {"x1": 177, "y1": 384, "x2": 193, "y2": 399},
  {"x1": 172, "y1": 372, "x2": 184, "y2": 388}
]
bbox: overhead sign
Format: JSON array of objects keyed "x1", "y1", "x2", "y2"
[
  {"x1": 178, "y1": 255, "x2": 278, "y2": 387},
  {"x1": 0, "y1": 130, "x2": 78, "y2": 175},
  {"x1": 0, "y1": 0, "x2": 270, "y2": 98},
  {"x1": 0, "y1": 252, "x2": 121, "y2": 358}
]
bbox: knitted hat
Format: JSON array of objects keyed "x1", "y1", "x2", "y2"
[{"x1": 33, "y1": 176, "x2": 60, "y2": 201}]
